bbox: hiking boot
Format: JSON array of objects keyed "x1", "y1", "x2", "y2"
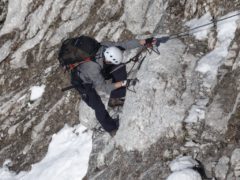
[
  {"x1": 113, "y1": 117, "x2": 119, "y2": 128},
  {"x1": 108, "y1": 98, "x2": 125, "y2": 108},
  {"x1": 109, "y1": 117, "x2": 119, "y2": 137},
  {"x1": 109, "y1": 129, "x2": 118, "y2": 137},
  {"x1": 92, "y1": 126, "x2": 105, "y2": 134}
]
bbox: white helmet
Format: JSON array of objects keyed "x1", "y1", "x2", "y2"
[{"x1": 104, "y1": 46, "x2": 123, "y2": 65}]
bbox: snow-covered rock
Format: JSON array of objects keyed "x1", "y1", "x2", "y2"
[
  {"x1": 167, "y1": 169, "x2": 202, "y2": 180},
  {"x1": 167, "y1": 156, "x2": 202, "y2": 180},
  {"x1": 169, "y1": 156, "x2": 199, "y2": 171},
  {"x1": 231, "y1": 149, "x2": 240, "y2": 177},
  {"x1": 0, "y1": 125, "x2": 92, "y2": 180},
  {"x1": 215, "y1": 156, "x2": 230, "y2": 180},
  {"x1": 1, "y1": 0, "x2": 240, "y2": 179},
  {"x1": 30, "y1": 85, "x2": 46, "y2": 101}
]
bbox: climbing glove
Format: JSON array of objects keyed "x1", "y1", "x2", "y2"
[
  {"x1": 121, "y1": 78, "x2": 139, "y2": 87},
  {"x1": 145, "y1": 37, "x2": 157, "y2": 47},
  {"x1": 156, "y1": 36, "x2": 170, "y2": 46}
]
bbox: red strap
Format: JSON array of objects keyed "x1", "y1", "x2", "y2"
[
  {"x1": 69, "y1": 64, "x2": 75, "y2": 70},
  {"x1": 145, "y1": 43, "x2": 153, "y2": 48},
  {"x1": 84, "y1": 57, "x2": 91, "y2": 61},
  {"x1": 69, "y1": 58, "x2": 92, "y2": 70}
]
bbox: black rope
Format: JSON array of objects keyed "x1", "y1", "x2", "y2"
[
  {"x1": 169, "y1": 11, "x2": 240, "y2": 39},
  {"x1": 126, "y1": 46, "x2": 148, "y2": 76},
  {"x1": 125, "y1": 45, "x2": 160, "y2": 77}
]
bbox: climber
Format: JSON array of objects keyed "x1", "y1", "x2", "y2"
[{"x1": 59, "y1": 36, "x2": 157, "y2": 135}]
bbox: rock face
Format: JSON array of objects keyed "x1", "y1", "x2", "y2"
[
  {"x1": 1, "y1": 0, "x2": 240, "y2": 179},
  {"x1": 0, "y1": 0, "x2": 7, "y2": 29}
]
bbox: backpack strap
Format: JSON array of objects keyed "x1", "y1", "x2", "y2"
[
  {"x1": 61, "y1": 85, "x2": 75, "y2": 92},
  {"x1": 109, "y1": 64, "x2": 126, "y2": 74},
  {"x1": 68, "y1": 59, "x2": 92, "y2": 71}
]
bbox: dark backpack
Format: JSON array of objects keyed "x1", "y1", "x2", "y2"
[{"x1": 58, "y1": 35, "x2": 101, "y2": 67}]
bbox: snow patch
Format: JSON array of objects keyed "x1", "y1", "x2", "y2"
[
  {"x1": 196, "y1": 11, "x2": 239, "y2": 82},
  {"x1": 0, "y1": 125, "x2": 92, "y2": 180},
  {"x1": 184, "y1": 105, "x2": 205, "y2": 123},
  {"x1": 169, "y1": 156, "x2": 199, "y2": 171},
  {"x1": 185, "y1": 12, "x2": 213, "y2": 40},
  {"x1": 184, "y1": 11, "x2": 240, "y2": 132},
  {"x1": 0, "y1": 167, "x2": 18, "y2": 180},
  {"x1": 167, "y1": 156, "x2": 202, "y2": 180},
  {"x1": 30, "y1": 85, "x2": 46, "y2": 101},
  {"x1": 167, "y1": 169, "x2": 202, "y2": 180}
]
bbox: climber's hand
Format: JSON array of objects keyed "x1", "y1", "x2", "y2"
[{"x1": 121, "y1": 78, "x2": 139, "y2": 87}]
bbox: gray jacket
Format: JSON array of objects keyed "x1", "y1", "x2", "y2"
[{"x1": 77, "y1": 39, "x2": 142, "y2": 94}]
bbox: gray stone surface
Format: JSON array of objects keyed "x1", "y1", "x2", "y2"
[
  {"x1": 0, "y1": 0, "x2": 240, "y2": 179},
  {"x1": 231, "y1": 149, "x2": 240, "y2": 178},
  {"x1": 215, "y1": 156, "x2": 230, "y2": 180}
]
